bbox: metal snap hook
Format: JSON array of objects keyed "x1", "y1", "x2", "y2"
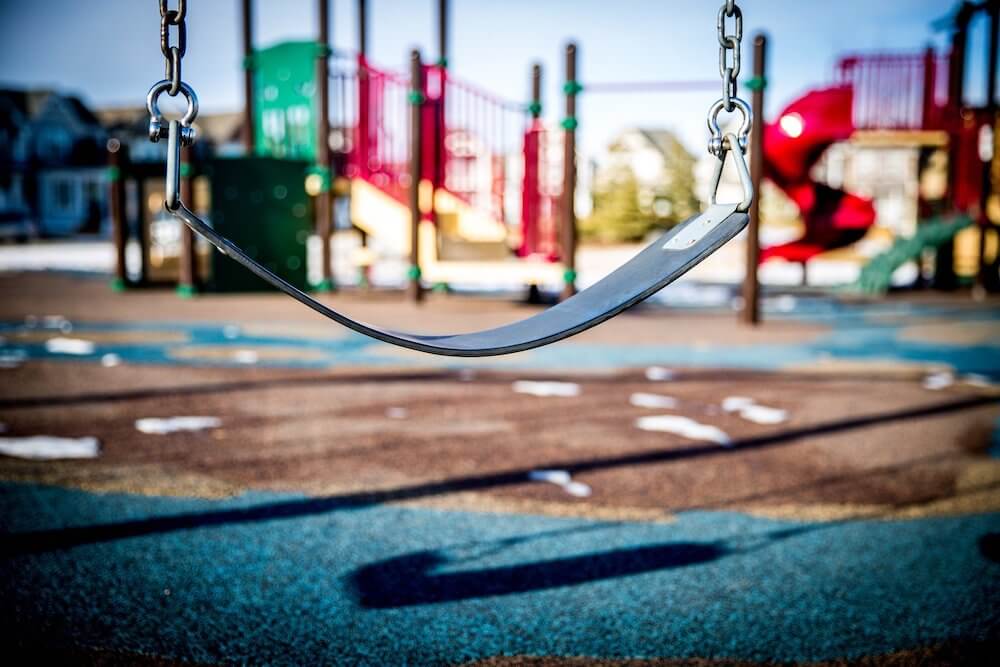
[
  {"x1": 706, "y1": 96, "x2": 751, "y2": 157},
  {"x1": 709, "y1": 132, "x2": 754, "y2": 213},
  {"x1": 146, "y1": 79, "x2": 198, "y2": 145}
]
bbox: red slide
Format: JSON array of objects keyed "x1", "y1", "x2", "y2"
[{"x1": 760, "y1": 86, "x2": 877, "y2": 264}]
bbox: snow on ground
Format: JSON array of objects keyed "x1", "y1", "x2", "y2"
[
  {"x1": 512, "y1": 381, "x2": 581, "y2": 398},
  {"x1": 0, "y1": 436, "x2": 100, "y2": 460},
  {"x1": 635, "y1": 415, "x2": 732, "y2": 445},
  {"x1": 134, "y1": 417, "x2": 222, "y2": 435},
  {"x1": 527, "y1": 469, "x2": 592, "y2": 497}
]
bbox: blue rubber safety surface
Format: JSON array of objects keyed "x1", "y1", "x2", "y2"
[
  {"x1": 2, "y1": 298, "x2": 1000, "y2": 377},
  {"x1": 1, "y1": 482, "x2": 999, "y2": 665}
]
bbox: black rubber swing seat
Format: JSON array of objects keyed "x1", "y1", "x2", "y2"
[{"x1": 172, "y1": 202, "x2": 748, "y2": 357}]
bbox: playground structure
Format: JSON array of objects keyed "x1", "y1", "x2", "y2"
[{"x1": 110, "y1": 0, "x2": 1000, "y2": 321}]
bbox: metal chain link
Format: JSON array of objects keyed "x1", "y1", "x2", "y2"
[
  {"x1": 159, "y1": 1, "x2": 187, "y2": 96},
  {"x1": 717, "y1": 2, "x2": 742, "y2": 111},
  {"x1": 706, "y1": 1, "x2": 751, "y2": 159}
]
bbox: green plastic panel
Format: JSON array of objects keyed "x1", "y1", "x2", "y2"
[
  {"x1": 253, "y1": 41, "x2": 319, "y2": 161},
  {"x1": 204, "y1": 157, "x2": 313, "y2": 293}
]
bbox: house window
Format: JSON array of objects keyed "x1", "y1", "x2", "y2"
[{"x1": 53, "y1": 179, "x2": 74, "y2": 211}]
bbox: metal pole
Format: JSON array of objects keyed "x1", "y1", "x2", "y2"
[
  {"x1": 438, "y1": 0, "x2": 448, "y2": 67},
  {"x1": 531, "y1": 63, "x2": 542, "y2": 118},
  {"x1": 560, "y1": 42, "x2": 579, "y2": 300},
  {"x1": 937, "y1": 3, "x2": 972, "y2": 289},
  {"x1": 241, "y1": 0, "x2": 256, "y2": 153},
  {"x1": 978, "y1": 1, "x2": 999, "y2": 290},
  {"x1": 742, "y1": 34, "x2": 767, "y2": 326},
  {"x1": 357, "y1": 0, "x2": 371, "y2": 288},
  {"x1": 178, "y1": 144, "x2": 197, "y2": 296},
  {"x1": 358, "y1": 0, "x2": 368, "y2": 55},
  {"x1": 107, "y1": 139, "x2": 128, "y2": 290},
  {"x1": 315, "y1": 0, "x2": 335, "y2": 291},
  {"x1": 408, "y1": 49, "x2": 425, "y2": 303}
]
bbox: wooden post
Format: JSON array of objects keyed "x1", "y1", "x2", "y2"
[
  {"x1": 241, "y1": 0, "x2": 256, "y2": 153},
  {"x1": 560, "y1": 42, "x2": 579, "y2": 300},
  {"x1": 107, "y1": 139, "x2": 128, "y2": 291},
  {"x1": 742, "y1": 33, "x2": 767, "y2": 325},
  {"x1": 177, "y1": 145, "x2": 197, "y2": 297},
  {"x1": 315, "y1": 0, "x2": 335, "y2": 291},
  {"x1": 408, "y1": 49, "x2": 425, "y2": 303}
]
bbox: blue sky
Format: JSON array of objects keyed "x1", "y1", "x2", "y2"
[{"x1": 0, "y1": 1, "x2": 981, "y2": 157}]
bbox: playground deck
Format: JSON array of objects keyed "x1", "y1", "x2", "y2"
[{"x1": 1, "y1": 272, "x2": 999, "y2": 665}]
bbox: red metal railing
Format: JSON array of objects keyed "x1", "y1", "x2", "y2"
[
  {"x1": 835, "y1": 51, "x2": 950, "y2": 131},
  {"x1": 331, "y1": 55, "x2": 560, "y2": 258}
]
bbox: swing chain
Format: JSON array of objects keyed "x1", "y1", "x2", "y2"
[
  {"x1": 148, "y1": 1, "x2": 198, "y2": 148},
  {"x1": 707, "y1": 1, "x2": 751, "y2": 159},
  {"x1": 159, "y1": 1, "x2": 187, "y2": 96}
]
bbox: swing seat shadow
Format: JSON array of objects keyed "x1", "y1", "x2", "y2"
[{"x1": 350, "y1": 541, "x2": 727, "y2": 608}]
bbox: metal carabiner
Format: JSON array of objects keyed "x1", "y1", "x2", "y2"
[
  {"x1": 709, "y1": 132, "x2": 754, "y2": 213},
  {"x1": 146, "y1": 79, "x2": 198, "y2": 145}
]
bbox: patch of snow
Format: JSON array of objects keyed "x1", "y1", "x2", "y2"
[
  {"x1": 562, "y1": 481, "x2": 593, "y2": 498},
  {"x1": 512, "y1": 380, "x2": 580, "y2": 398},
  {"x1": 962, "y1": 373, "x2": 995, "y2": 389},
  {"x1": 135, "y1": 416, "x2": 222, "y2": 435},
  {"x1": 528, "y1": 469, "x2": 592, "y2": 498},
  {"x1": 385, "y1": 407, "x2": 408, "y2": 419},
  {"x1": 736, "y1": 404, "x2": 788, "y2": 425},
  {"x1": 923, "y1": 372, "x2": 955, "y2": 391},
  {"x1": 233, "y1": 349, "x2": 259, "y2": 364},
  {"x1": 44, "y1": 337, "x2": 95, "y2": 355},
  {"x1": 645, "y1": 366, "x2": 675, "y2": 382},
  {"x1": 0, "y1": 436, "x2": 100, "y2": 460},
  {"x1": 630, "y1": 392, "x2": 678, "y2": 409},
  {"x1": 0, "y1": 349, "x2": 27, "y2": 368},
  {"x1": 723, "y1": 395, "x2": 788, "y2": 425},
  {"x1": 635, "y1": 415, "x2": 732, "y2": 446},
  {"x1": 100, "y1": 353, "x2": 122, "y2": 368},
  {"x1": 721, "y1": 396, "x2": 755, "y2": 412}
]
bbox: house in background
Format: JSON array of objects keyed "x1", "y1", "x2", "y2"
[
  {"x1": 28, "y1": 92, "x2": 109, "y2": 237},
  {"x1": 585, "y1": 128, "x2": 700, "y2": 242},
  {"x1": 0, "y1": 89, "x2": 110, "y2": 238}
]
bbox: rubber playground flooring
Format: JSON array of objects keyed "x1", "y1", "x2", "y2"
[{"x1": 1, "y1": 272, "x2": 1000, "y2": 664}]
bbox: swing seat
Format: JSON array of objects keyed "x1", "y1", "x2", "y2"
[{"x1": 174, "y1": 201, "x2": 748, "y2": 357}]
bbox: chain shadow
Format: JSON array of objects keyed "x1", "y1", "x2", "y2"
[{"x1": 1, "y1": 394, "x2": 995, "y2": 557}]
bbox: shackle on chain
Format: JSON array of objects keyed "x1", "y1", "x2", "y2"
[{"x1": 149, "y1": 1, "x2": 198, "y2": 147}]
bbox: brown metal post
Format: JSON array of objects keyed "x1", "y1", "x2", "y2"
[
  {"x1": 742, "y1": 34, "x2": 767, "y2": 325},
  {"x1": 315, "y1": 0, "x2": 334, "y2": 291},
  {"x1": 531, "y1": 63, "x2": 542, "y2": 117},
  {"x1": 107, "y1": 139, "x2": 128, "y2": 291},
  {"x1": 978, "y1": 1, "x2": 999, "y2": 291},
  {"x1": 356, "y1": 0, "x2": 371, "y2": 288},
  {"x1": 438, "y1": 0, "x2": 448, "y2": 66},
  {"x1": 177, "y1": 145, "x2": 197, "y2": 297},
  {"x1": 560, "y1": 43, "x2": 579, "y2": 300},
  {"x1": 241, "y1": 0, "x2": 256, "y2": 153},
  {"x1": 358, "y1": 0, "x2": 368, "y2": 54},
  {"x1": 408, "y1": 49, "x2": 425, "y2": 303},
  {"x1": 937, "y1": 2, "x2": 972, "y2": 289}
]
